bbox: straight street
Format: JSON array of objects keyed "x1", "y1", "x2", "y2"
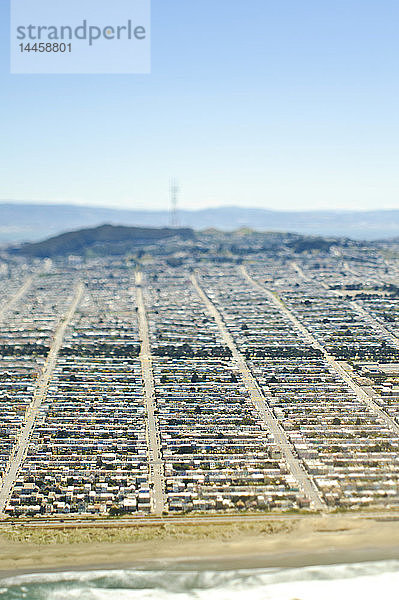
[
  {"x1": 0, "y1": 282, "x2": 85, "y2": 516},
  {"x1": 191, "y1": 272, "x2": 326, "y2": 511},
  {"x1": 350, "y1": 299, "x2": 399, "y2": 350},
  {"x1": 135, "y1": 270, "x2": 166, "y2": 515},
  {"x1": 0, "y1": 276, "x2": 34, "y2": 326},
  {"x1": 240, "y1": 265, "x2": 399, "y2": 436}
]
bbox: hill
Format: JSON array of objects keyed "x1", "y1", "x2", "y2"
[
  {"x1": 13, "y1": 224, "x2": 194, "y2": 258},
  {"x1": 0, "y1": 203, "x2": 399, "y2": 242}
]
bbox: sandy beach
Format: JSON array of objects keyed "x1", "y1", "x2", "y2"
[{"x1": 0, "y1": 513, "x2": 398, "y2": 577}]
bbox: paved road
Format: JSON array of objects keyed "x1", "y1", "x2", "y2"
[
  {"x1": 135, "y1": 271, "x2": 166, "y2": 515},
  {"x1": 191, "y1": 273, "x2": 326, "y2": 511},
  {"x1": 0, "y1": 276, "x2": 34, "y2": 326},
  {"x1": 240, "y1": 265, "x2": 399, "y2": 436},
  {"x1": 291, "y1": 261, "x2": 311, "y2": 282},
  {"x1": 298, "y1": 260, "x2": 399, "y2": 342},
  {"x1": 2, "y1": 508, "x2": 399, "y2": 528},
  {"x1": 350, "y1": 299, "x2": 399, "y2": 350},
  {"x1": 0, "y1": 283, "x2": 85, "y2": 516},
  {"x1": 342, "y1": 260, "x2": 384, "y2": 287},
  {"x1": 0, "y1": 513, "x2": 320, "y2": 528}
]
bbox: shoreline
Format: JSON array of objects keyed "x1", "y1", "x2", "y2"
[
  {"x1": 0, "y1": 514, "x2": 399, "y2": 578},
  {"x1": 1, "y1": 545, "x2": 399, "y2": 580}
]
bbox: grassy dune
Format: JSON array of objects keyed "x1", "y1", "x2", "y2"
[
  {"x1": 2, "y1": 519, "x2": 295, "y2": 545},
  {"x1": 0, "y1": 515, "x2": 398, "y2": 574}
]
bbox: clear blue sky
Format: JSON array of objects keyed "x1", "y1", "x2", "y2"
[{"x1": 1, "y1": 0, "x2": 399, "y2": 212}]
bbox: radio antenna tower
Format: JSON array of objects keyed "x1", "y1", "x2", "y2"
[{"x1": 169, "y1": 178, "x2": 180, "y2": 227}]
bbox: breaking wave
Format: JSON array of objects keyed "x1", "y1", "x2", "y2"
[{"x1": 0, "y1": 560, "x2": 398, "y2": 599}]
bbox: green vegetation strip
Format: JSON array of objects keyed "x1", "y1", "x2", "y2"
[{"x1": 1, "y1": 520, "x2": 296, "y2": 545}]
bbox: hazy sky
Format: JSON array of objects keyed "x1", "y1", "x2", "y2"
[{"x1": 1, "y1": 0, "x2": 399, "y2": 212}]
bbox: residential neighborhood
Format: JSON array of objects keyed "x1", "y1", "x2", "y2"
[{"x1": 2, "y1": 235, "x2": 399, "y2": 516}]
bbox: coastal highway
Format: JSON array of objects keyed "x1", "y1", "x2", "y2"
[
  {"x1": 190, "y1": 272, "x2": 326, "y2": 511},
  {"x1": 0, "y1": 283, "x2": 85, "y2": 517},
  {"x1": 0, "y1": 276, "x2": 34, "y2": 326},
  {"x1": 0, "y1": 514, "x2": 319, "y2": 528},
  {"x1": 240, "y1": 265, "x2": 399, "y2": 437},
  {"x1": 135, "y1": 270, "x2": 166, "y2": 515},
  {"x1": 2, "y1": 508, "x2": 399, "y2": 528}
]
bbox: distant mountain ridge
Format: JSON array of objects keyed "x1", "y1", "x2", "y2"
[{"x1": 1, "y1": 202, "x2": 398, "y2": 242}]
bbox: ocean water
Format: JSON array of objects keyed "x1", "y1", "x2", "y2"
[{"x1": 0, "y1": 560, "x2": 398, "y2": 600}]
